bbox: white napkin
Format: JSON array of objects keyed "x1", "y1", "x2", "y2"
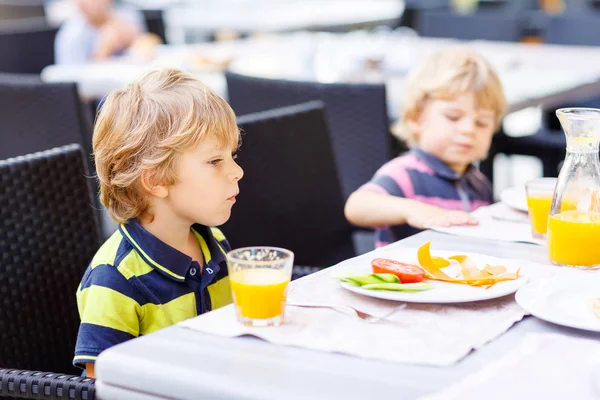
[
  {"x1": 179, "y1": 247, "x2": 575, "y2": 367},
  {"x1": 430, "y1": 203, "x2": 544, "y2": 246}
]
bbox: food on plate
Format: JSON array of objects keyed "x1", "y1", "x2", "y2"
[
  {"x1": 362, "y1": 282, "x2": 434, "y2": 292},
  {"x1": 417, "y1": 241, "x2": 520, "y2": 288},
  {"x1": 338, "y1": 273, "x2": 433, "y2": 292},
  {"x1": 371, "y1": 258, "x2": 424, "y2": 283},
  {"x1": 336, "y1": 242, "x2": 520, "y2": 292}
]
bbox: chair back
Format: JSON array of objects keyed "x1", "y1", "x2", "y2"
[
  {"x1": 226, "y1": 72, "x2": 394, "y2": 199},
  {"x1": 0, "y1": 144, "x2": 101, "y2": 375},
  {"x1": 417, "y1": 10, "x2": 523, "y2": 41},
  {"x1": 222, "y1": 101, "x2": 355, "y2": 267},
  {"x1": 0, "y1": 74, "x2": 93, "y2": 164},
  {"x1": 543, "y1": 13, "x2": 600, "y2": 46},
  {"x1": 0, "y1": 17, "x2": 57, "y2": 74}
]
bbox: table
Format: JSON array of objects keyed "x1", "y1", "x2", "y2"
[
  {"x1": 164, "y1": 0, "x2": 405, "y2": 43},
  {"x1": 41, "y1": 34, "x2": 600, "y2": 119},
  {"x1": 94, "y1": 207, "x2": 600, "y2": 399}
]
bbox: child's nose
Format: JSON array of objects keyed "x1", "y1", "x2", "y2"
[
  {"x1": 460, "y1": 118, "x2": 476, "y2": 134},
  {"x1": 230, "y1": 161, "x2": 244, "y2": 182}
]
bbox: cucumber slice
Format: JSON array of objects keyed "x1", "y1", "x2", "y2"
[
  {"x1": 362, "y1": 282, "x2": 434, "y2": 292},
  {"x1": 339, "y1": 273, "x2": 399, "y2": 286}
]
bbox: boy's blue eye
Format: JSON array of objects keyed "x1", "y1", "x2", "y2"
[{"x1": 209, "y1": 159, "x2": 222, "y2": 166}]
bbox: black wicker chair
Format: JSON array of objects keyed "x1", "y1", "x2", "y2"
[
  {"x1": 0, "y1": 74, "x2": 94, "y2": 165},
  {"x1": 0, "y1": 17, "x2": 57, "y2": 74},
  {"x1": 0, "y1": 145, "x2": 100, "y2": 399},
  {"x1": 226, "y1": 72, "x2": 396, "y2": 200},
  {"x1": 221, "y1": 101, "x2": 355, "y2": 275}
]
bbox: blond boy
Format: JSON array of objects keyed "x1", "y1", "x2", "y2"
[
  {"x1": 345, "y1": 47, "x2": 506, "y2": 246},
  {"x1": 74, "y1": 69, "x2": 243, "y2": 377}
]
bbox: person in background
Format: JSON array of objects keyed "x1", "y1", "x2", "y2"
[
  {"x1": 54, "y1": 0, "x2": 160, "y2": 64},
  {"x1": 344, "y1": 47, "x2": 507, "y2": 247}
]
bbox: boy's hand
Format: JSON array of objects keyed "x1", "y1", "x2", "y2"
[
  {"x1": 93, "y1": 17, "x2": 139, "y2": 61},
  {"x1": 405, "y1": 204, "x2": 478, "y2": 230}
]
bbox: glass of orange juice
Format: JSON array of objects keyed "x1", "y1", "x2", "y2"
[
  {"x1": 525, "y1": 178, "x2": 557, "y2": 239},
  {"x1": 227, "y1": 247, "x2": 294, "y2": 327}
]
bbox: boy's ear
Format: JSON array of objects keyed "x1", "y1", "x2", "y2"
[
  {"x1": 406, "y1": 114, "x2": 421, "y2": 134},
  {"x1": 140, "y1": 173, "x2": 168, "y2": 198}
]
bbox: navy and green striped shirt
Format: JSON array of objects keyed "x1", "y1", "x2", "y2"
[{"x1": 73, "y1": 219, "x2": 232, "y2": 368}]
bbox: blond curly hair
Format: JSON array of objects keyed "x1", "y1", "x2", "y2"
[
  {"x1": 393, "y1": 47, "x2": 507, "y2": 146},
  {"x1": 93, "y1": 68, "x2": 239, "y2": 224}
]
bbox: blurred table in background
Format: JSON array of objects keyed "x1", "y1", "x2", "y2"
[
  {"x1": 164, "y1": 0, "x2": 405, "y2": 43},
  {"x1": 41, "y1": 31, "x2": 600, "y2": 118}
]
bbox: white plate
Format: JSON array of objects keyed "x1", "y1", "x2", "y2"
[
  {"x1": 516, "y1": 274, "x2": 600, "y2": 332},
  {"x1": 336, "y1": 248, "x2": 529, "y2": 304},
  {"x1": 500, "y1": 186, "x2": 528, "y2": 212}
]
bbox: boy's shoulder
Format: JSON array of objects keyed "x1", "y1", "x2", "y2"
[
  {"x1": 375, "y1": 150, "x2": 436, "y2": 177},
  {"x1": 84, "y1": 229, "x2": 143, "y2": 283}
]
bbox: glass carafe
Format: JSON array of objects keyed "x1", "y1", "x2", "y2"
[{"x1": 547, "y1": 108, "x2": 600, "y2": 269}]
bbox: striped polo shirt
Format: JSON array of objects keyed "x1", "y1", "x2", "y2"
[
  {"x1": 362, "y1": 148, "x2": 493, "y2": 246},
  {"x1": 73, "y1": 219, "x2": 232, "y2": 368}
]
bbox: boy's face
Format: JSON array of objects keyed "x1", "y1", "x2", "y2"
[
  {"x1": 74, "y1": 0, "x2": 112, "y2": 24},
  {"x1": 163, "y1": 135, "x2": 243, "y2": 227},
  {"x1": 410, "y1": 92, "x2": 496, "y2": 174}
]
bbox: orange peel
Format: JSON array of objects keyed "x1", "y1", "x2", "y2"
[{"x1": 417, "y1": 241, "x2": 520, "y2": 287}]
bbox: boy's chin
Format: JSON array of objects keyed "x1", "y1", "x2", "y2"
[{"x1": 201, "y1": 213, "x2": 232, "y2": 227}]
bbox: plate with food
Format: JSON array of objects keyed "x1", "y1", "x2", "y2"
[
  {"x1": 515, "y1": 274, "x2": 600, "y2": 332},
  {"x1": 334, "y1": 242, "x2": 528, "y2": 304}
]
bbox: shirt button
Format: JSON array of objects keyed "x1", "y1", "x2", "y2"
[{"x1": 189, "y1": 267, "x2": 197, "y2": 276}]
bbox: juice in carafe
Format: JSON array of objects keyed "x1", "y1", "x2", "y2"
[
  {"x1": 548, "y1": 211, "x2": 600, "y2": 267},
  {"x1": 547, "y1": 108, "x2": 600, "y2": 268}
]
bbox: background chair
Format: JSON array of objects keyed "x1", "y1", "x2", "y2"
[
  {"x1": 0, "y1": 74, "x2": 93, "y2": 162},
  {"x1": 221, "y1": 101, "x2": 356, "y2": 271},
  {"x1": 0, "y1": 144, "x2": 100, "y2": 399},
  {"x1": 416, "y1": 9, "x2": 524, "y2": 41},
  {"x1": 226, "y1": 72, "x2": 397, "y2": 200},
  {"x1": 0, "y1": 17, "x2": 57, "y2": 74},
  {"x1": 141, "y1": 9, "x2": 167, "y2": 44},
  {"x1": 543, "y1": 12, "x2": 600, "y2": 46},
  {"x1": 0, "y1": 73, "x2": 119, "y2": 238}
]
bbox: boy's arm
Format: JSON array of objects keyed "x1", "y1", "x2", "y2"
[
  {"x1": 74, "y1": 265, "x2": 142, "y2": 372},
  {"x1": 86, "y1": 363, "x2": 95, "y2": 379},
  {"x1": 345, "y1": 189, "x2": 478, "y2": 229}
]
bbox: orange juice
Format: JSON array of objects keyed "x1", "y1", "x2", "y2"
[
  {"x1": 527, "y1": 195, "x2": 577, "y2": 235},
  {"x1": 548, "y1": 210, "x2": 600, "y2": 267},
  {"x1": 230, "y1": 269, "x2": 289, "y2": 319},
  {"x1": 527, "y1": 195, "x2": 553, "y2": 235}
]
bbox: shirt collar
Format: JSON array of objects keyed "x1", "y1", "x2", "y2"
[
  {"x1": 412, "y1": 147, "x2": 476, "y2": 181},
  {"x1": 119, "y1": 219, "x2": 225, "y2": 282}
]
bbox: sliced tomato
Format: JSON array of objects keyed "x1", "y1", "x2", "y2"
[{"x1": 371, "y1": 258, "x2": 425, "y2": 283}]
